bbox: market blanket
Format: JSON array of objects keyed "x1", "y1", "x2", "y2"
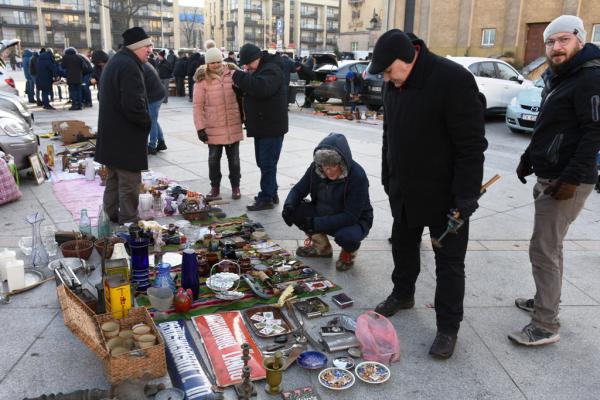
[{"x1": 52, "y1": 177, "x2": 104, "y2": 224}]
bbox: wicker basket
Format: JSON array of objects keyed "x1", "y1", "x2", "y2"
[
  {"x1": 56, "y1": 285, "x2": 166, "y2": 384},
  {"x1": 181, "y1": 210, "x2": 210, "y2": 221}
]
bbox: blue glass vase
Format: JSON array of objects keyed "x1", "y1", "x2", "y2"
[
  {"x1": 181, "y1": 248, "x2": 199, "y2": 299},
  {"x1": 129, "y1": 237, "x2": 150, "y2": 291},
  {"x1": 153, "y1": 262, "x2": 176, "y2": 292}
]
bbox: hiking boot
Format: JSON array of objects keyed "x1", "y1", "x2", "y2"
[
  {"x1": 429, "y1": 332, "x2": 457, "y2": 359},
  {"x1": 336, "y1": 249, "x2": 356, "y2": 271},
  {"x1": 508, "y1": 323, "x2": 560, "y2": 346},
  {"x1": 374, "y1": 294, "x2": 415, "y2": 317},
  {"x1": 157, "y1": 140, "x2": 167, "y2": 151},
  {"x1": 147, "y1": 146, "x2": 158, "y2": 155},
  {"x1": 232, "y1": 187, "x2": 241, "y2": 200},
  {"x1": 206, "y1": 186, "x2": 221, "y2": 201},
  {"x1": 515, "y1": 298, "x2": 534, "y2": 313},
  {"x1": 296, "y1": 234, "x2": 333, "y2": 258},
  {"x1": 254, "y1": 194, "x2": 279, "y2": 204},
  {"x1": 247, "y1": 199, "x2": 274, "y2": 211}
]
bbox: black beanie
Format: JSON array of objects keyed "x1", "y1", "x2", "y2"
[
  {"x1": 239, "y1": 43, "x2": 262, "y2": 66},
  {"x1": 368, "y1": 29, "x2": 415, "y2": 74},
  {"x1": 122, "y1": 27, "x2": 151, "y2": 50}
]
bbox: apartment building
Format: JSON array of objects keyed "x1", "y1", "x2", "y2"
[
  {"x1": 339, "y1": 0, "x2": 385, "y2": 52},
  {"x1": 0, "y1": 0, "x2": 180, "y2": 51},
  {"x1": 204, "y1": 0, "x2": 340, "y2": 54}
]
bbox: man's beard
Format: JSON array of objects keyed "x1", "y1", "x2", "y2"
[{"x1": 546, "y1": 49, "x2": 573, "y2": 75}]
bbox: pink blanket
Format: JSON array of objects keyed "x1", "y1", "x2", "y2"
[{"x1": 52, "y1": 177, "x2": 105, "y2": 225}]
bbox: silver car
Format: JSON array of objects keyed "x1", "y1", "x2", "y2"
[
  {"x1": 505, "y1": 79, "x2": 544, "y2": 133},
  {"x1": 0, "y1": 92, "x2": 33, "y2": 126},
  {"x1": 0, "y1": 109, "x2": 38, "y2": 169}
]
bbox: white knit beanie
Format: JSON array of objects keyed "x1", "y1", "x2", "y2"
[
  {"x1": 543, "y1": 15, "x2": 586, "y2": 43},
  {"x1": 205, "y1": 48, "x2": 223, "y2": 64}
]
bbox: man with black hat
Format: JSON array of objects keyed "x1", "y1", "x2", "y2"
[
  {"x1": 370, "y1": 29, "x2": 487, "y2": 359},
  {"x1": 232, "y1": 43, "x2": 288, "y2": 211},
  {"x1": 95, "y1": 27, "x2": 152, "y2": 224}
]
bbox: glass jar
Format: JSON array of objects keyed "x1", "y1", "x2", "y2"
[{"x1": 153, "y1": 262, "x2": 175, "y2": 292}]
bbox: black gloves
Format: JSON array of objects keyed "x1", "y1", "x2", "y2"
[
  {"x1": 543, "y1": 178, "x2": 578, "y2": 200},
  {"x1": 197, "y1": 129, "x2": 208, "y2": 143},
  {"x1": 516, "y1": 155, "x2": 534, "y2": 184},
  {"x1": 297, "y1": 217, "x2": 314, "y2": 234},
  {"x1": 282, "y1": 205, "x2": 295, "y2": 227},
  {"x1": 454, "y1": 197, "x2": 479, "y2": 219}
]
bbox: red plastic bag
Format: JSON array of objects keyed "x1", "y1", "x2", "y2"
[
  {"x1": 356, "y1": 311, "x2": 400, "y2": 364},
  {"x1": 0, "y1": 158, "x2": 21, "y2": 205}
]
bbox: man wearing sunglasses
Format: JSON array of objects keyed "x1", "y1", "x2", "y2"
[{"x1": 511, "y1": 15, "x2": 600, "y2": 346}]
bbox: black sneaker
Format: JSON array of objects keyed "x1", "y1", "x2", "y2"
[
  {"x1": 515, "y1": 298, "x2": 534, "y2": 313},
  {"x1": 147, "y1": 146, "x2": 158, "y2": 155},
  {"x1": 374, "y1": 294, "x2": 415, "y2": 317},
  {"x1": 157, "y1": 140, "x2": 167, "y2": 151},
  {"x1": 429, "y1": 332, "x2": 457, "y2": 359},
  {"x1": 43, "y1": 105, "x2": 56, "y2": 110},
  {"x1": 508, "y1": 323, "x2": 560, "y2": 346},
  {"x1": 247, "y1": 200, "x2": 274, "y2": 211},
  {"x1": 254, "y1": 194, "x2": 279, "y2": 204}
]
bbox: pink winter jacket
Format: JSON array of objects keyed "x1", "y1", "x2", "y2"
[{"x1": 192, "y1": 67, "x2": 243, "y2": 145}]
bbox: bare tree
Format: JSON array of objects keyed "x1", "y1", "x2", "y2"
[
  {"x1": 106, "y1": 0, "x2": 155, "y2": 34},
  {"x1": 181, "y1": 7, "x2": 203, "y2": 48}
]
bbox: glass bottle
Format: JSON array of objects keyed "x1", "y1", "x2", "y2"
[
  {"x1": 163, "y1": 198, "x2": 175, "y2": 216},
  {"x1": 153, "y1": 262, "x2": 175, "y2": 292},
  {"x1": 181, "y1": 248, "x2": 199, "y2": 299},
  {"x1": 97, "y1": 205, "x2": 112, "y2": 239},
  {"x1": 26, "y1": 212, "x2": 49, "y2": 268},
  {"x1": 79, "y1": 209, "x2": 92, "y2": 236},
  {"x1": 129, "y1": 237, "x2": 150, "y2": 291}
]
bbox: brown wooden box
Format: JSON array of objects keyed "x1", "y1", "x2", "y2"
[{"x1": 56, "y1": 284, "x2": 167, "y2": 384}]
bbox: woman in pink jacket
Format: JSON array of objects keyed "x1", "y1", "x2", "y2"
[{"x1": 193, "y1": 48, "x2": 243, "y2": 200}]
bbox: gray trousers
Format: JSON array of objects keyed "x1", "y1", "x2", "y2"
[
  {"x1": 161, "y1": 79, "x2": 170, "y2": 103},
  {"x1": 530, "y1": 178, "x2": 594, "y2": 333},
  {"x1": 103, "y1": 167, "x2": 141, "y2": 224}
]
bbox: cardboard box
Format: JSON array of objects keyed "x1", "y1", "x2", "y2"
[{"x1": 52, "y1": 120, "x2": 95, "y2": 144}]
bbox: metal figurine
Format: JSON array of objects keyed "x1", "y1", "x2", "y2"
[{"x1": 234, "y1": 343, "x2": 257, "y2": 399}]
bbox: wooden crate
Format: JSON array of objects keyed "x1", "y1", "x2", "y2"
[{"x1": 56, "y1": 285, "x2": 166, "y2": 384}]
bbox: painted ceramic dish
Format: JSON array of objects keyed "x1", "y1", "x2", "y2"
[
  {"x1": 297, "y1": 351, "x2": 328, "y2": 370},
  {"x1": 355, "y1": 361, "x2": 391, "y2": 384},
  {"x1": 318, "y1": 367, "x2": 355, "y2": 390},
  {"x1": 333, "y1": 356, "x2": 355, "y2": 369}
]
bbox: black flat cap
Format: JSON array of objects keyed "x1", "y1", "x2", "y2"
[
  {"x1": 368, "y1": 29, "x2": 415, "y2": 74},
  {"x1": 239, "y1": 43, "x2": 262, "y2": 66}
]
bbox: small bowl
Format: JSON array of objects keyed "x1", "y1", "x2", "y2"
[
  {"x1": 132, "y1": 324, "x2": 151, "y2": 336},
  {"x1": 94, "y1": 237, "x2": 127, "y2": 258},
  {"x1": 136, "y1": 334, "x2": 157, "y2": 349},
  {"x1": 101, "y1": 321, "x2": 120, "y2": 338},
  {"x1": 111, "y1": 346, "x2": 129, "y2": 357},
  {"x1": 147, "y1": 287, "x2": 174, "y2": 311},
  {"x1": 60, "y1": 239, "x2": 94, "y2": 260},
  {"x1": 118, "y1": 329, "x2": 134, "y2": 339},
  {"x1": 106, "y1": 337, "x2": 125, "y2": 350}
]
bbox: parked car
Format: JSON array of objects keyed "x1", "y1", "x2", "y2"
[
  {"x1": 0, "y1": 39, "x2": 20, "y2": 96},
  {"x1": 0, "y1": 92, "x2": 33, "y2": 127},
  {"x1": 505, "y1": 78, "x2": 544, "y2": 133},
  {"x1": 0, "y1": 109, "x2": 38, "y2": 170},
  {"x1": 312, "y1": 61, "x2": 368, "y2": 104},
  {"x1": 361, "y1": 63, "x2": 384, "y2": 111},
  {"x1": 448, "y1": 56, "x2": 534, "y2": 114}
]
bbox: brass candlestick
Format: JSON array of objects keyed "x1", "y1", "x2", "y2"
[
  {"x1": 235, "y1": 343, "x2": 257, "y2": 399},
  {"x1": 263, "y1": 351, "x2": 283, "y2": 395}
]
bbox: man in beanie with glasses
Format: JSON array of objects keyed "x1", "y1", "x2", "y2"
[
  {"x1": 95, "y1": 27, "x2": 152, "y2": 224},
  {"x1": 282, "y1": 133, "x2": 373, "y2": 271},
  {"x1": 509, "y1": 15, "x2": 600, "y2": 346},
  {"x1": 370, "y1": 29, "x2": 487, "y2": 359},
  {"x1": 232, "y1": 43, "x2": 288, "y2": 211}
]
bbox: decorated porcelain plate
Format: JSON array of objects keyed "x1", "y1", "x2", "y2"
[
  {"x1": 318, "y1": 367, "x2": 355, "y2": 390},
  {"x1": 297, "y1": 351, "x2": 327, "y2": 369},
  {"x1": 355, "y1": 361, "x2": 391, "y2": 384}
]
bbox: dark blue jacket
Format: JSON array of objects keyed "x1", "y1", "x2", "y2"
[
  {"x1": 35, "y1": 51, "x2": 56, "y2": 91},
  {"x1": 22, "y1": 50, "x2": 33, "y2": 80},
  {"x1": 284, "y1": 133, "x2": 374, "y2": 233}
]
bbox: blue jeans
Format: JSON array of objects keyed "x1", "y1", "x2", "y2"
[
  {"x1": 82, "y1": 75, "x2": 92, "y2": 105},
  {"x1": 68, "y1": 84, "x2": 82, "y2": 108},
  {"x1": 254, "y1": 136, "x2": 284, "y2": 201},
  {"x1": 25, "y1": 79, "x2": 35, "y2": 102},
  {"x1": 148, "y1": 99, "x2": 164, "y2": 148},
  {"x1": 41, "y1": 90, "x2": 51, "y2": 107}
]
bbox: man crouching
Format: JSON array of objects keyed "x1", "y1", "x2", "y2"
[{"x1": 282, "y1": 133, "x2": 373, "y2": 271}]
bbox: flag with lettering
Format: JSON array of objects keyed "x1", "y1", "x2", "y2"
[{"x1": 192, "y1": 311, "x2": 266, "y2": 387}]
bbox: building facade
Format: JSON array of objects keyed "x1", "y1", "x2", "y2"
[
  {"x1": 338, "y1": 0, "x2": 385, "y2": 52},
  {"x1": 204, "y1": 0, "x2": 340, "y2": 54},
  {"x1": 0, "y1": 0, "x2": 181, "y2": 51}
]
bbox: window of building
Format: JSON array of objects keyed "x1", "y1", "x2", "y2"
[
  {"x1": 351, "y1": 41, "x2": 358, "y2": 51},
  {"x1": 592, "y1": 24, "x2": 600, "y2": 44},
  {"x1": 481, "y1": 28, "x2": 496, "y2": 47}
]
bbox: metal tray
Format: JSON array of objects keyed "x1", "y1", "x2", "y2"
[
  {"x1": 243, "y1": 305, "x2": 294, "y2": 338},
  {"x1": 8, "y1": 268, "x2": 50, "y2": 295}
]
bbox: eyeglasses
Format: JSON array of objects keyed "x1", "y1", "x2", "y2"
[{"x1": 544, "y1": 35, "x2": 574, "y2": 48}]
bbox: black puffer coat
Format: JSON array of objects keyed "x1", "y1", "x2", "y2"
[
  {"x1": 232, "y1": 51, "x2": 288, "y2": 138},
  {"x1": 522, "y1": 43, "x2": 600, "y2": 184},
  {"x1": 187, "y1": 53, "x2": 204, "y2": 77},
  {"x1": 95, "y1": 48, "x2": 151, "y2": 172},
  {"x1": 61, "y1": 47, "x2": 85, "y2": 84},
  {"x1": 382, "y1": 39, "x2": 487, "y2": 227},
  {"x1": 156, "y1": 59, "x2": 173, "y2": 79},
  {"x1": 285, "y1": 133, "x2": 373, "y2": 233}
]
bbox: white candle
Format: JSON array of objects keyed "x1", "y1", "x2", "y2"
[
  {"x1": 0, "y1": 249, "x2": 17, "y2": 281},
  {"x1": 6, "y1": 259, "x2": 25, "y2": 291}
]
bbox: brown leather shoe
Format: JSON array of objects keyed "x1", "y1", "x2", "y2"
[
  {"x1": 429, "y1": 332, "x2": 457, "y2": 359},
  {"x1": 374, "y1": 295, "x2": 415, "y2": 317}
]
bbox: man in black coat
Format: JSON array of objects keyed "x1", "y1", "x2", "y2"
[
  {"x1": 370, "y1": 30, "x2": 487, "y2": 359},
  {"x1": 509, "y1": 15, "x2": 600, "y2": 347},
  {"x1": 61, "y1": 47, "x2": 86, "y2": 110},
  {"x1": 186, "y1": 51, "x2": 204, "y2": 102},
  {"x1": 232, "y1": 44, "x2": 288, "y2": 211},
  {"x1": 282, "y1": 133, "x2": 373, "y2": 271},
  {"x1": 95, "y1": 27, "x2": 153, "y2": 224},
  {"x1": 156, "y1": 50, "x2": 173, "y2": 103},
  {"x1": 173, "y1": 52, "x2": 188, "y2": 97}
]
